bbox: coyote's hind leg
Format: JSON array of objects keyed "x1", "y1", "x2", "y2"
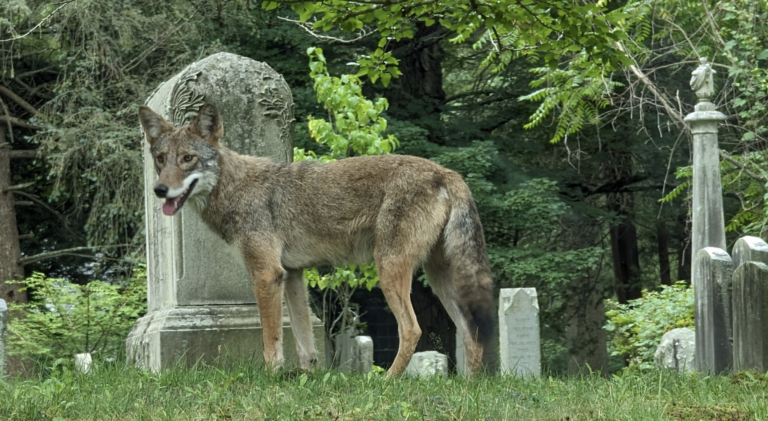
[{"x1": 284, "y1": 268, "x2": 316, "y2": 371}]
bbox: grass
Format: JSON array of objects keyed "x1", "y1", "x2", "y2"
[{"x1": 0, "y1": 361, "x2": 766, "y2": 420}]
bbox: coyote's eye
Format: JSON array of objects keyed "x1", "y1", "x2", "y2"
[
  {"x1": 157, "y1": 155, "x2": 165, "y2": 164},
  {"x1": 183, "y1": 155, "x2": 194, "y2": 163}
]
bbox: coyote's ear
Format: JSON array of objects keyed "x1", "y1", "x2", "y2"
[
  {"x1": 138, "y1": 105, "x2": 172, "y2": 146},
  {"x1": 191, "y1": 103, "x2": 223, "y2": 146}
]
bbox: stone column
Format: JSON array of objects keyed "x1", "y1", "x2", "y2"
[
  {"x1": 685, "y1": 58, "x2": 727, "y2": 286},
  {"x1": 693, "y1": 247, "x2": 733, "y2": 374},
  {"x1": 0, "y1": 299, "x2": 6, "y2": 377},
  {"x1": 126, "y1": 53, "x2": 324, "y2": 371},
  {"x1": 499, "y1": 288, "x2": 541, "y2": 377},
  {"x1": 732, "y1": 261, "x2": 768, "y2": 371}
]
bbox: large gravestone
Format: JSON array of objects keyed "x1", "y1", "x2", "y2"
[
  {"x1": 732, "y1": 236, "x2": 768, "y2": 270},
  {"x1": 499, "y1": 288, "x2": 541, "y2": 377},
  {"x1": 732, "y1": 261, "x2": 768, "y2": 372},
  {"x1": 693, "y1": 247, "x2": 733, "y2": 374},
  {"x1": 0, "y1": 299, "x2": 6, "y2": 377},
  {"x1": 126, "y1": 53, "x2": 324, "y2": 371}
]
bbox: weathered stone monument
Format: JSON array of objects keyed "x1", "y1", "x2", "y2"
[
  {"x1": 405, "y1": 351, "x2": 448, "y2": 377},
  {"x1": 499, "y1": 288, "x2": 541, "y2": 377},
  {"x1": 732, "y1": 261, "x2": 768, "y2": 372},
  {"x1": 655, "y1": 328, "x2": 696, "y2": 372},
  {"x1": 686, "y1": 58, "x2": 727, "y2": 286},
  {"x1": 0, "y1": 299, "x2": 6, "y2": 377},
  {"x1": 126, "y1": 52, "x2": 324, "y2": 371},
  {"x1": 694, "y1": 247, "x2": 733, "y2": 374}
]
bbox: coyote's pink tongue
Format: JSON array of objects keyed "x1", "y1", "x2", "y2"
[{"x1": 162, "y1": 196, "x2": 182, "y2": 216}]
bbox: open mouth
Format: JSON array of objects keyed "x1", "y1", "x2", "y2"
[{"x1": 162, "y1": 179, "x2": 198, "y2": 216}]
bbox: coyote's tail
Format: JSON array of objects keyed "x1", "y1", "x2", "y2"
[{"x1": 443, "y1": 177, "x2": 495, "y2": 345}]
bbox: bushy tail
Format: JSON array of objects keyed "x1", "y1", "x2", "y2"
[{"x1": 443, "y1": 178, "x2": 495, "y2": 345}]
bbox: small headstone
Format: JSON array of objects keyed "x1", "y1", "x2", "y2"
[
  {"x1": 75, "y1": 353, "x2": 92, "y2": 374},
  {"x1": 732, "y1": 261, "x2": 768, "y2": 372},
  {"x1": 351, "y1": 336, "x2": 373, "y2": 373},
  {"x1": 405, "y1": 351, "x2": 448, "y2": 377},
  {"x1": 693, "y1": 247, "x2": 733, "y2": 374},
  {"x1": 499, "y1": 288, "x2": 541, "y2": 377},
  {"x1": 655, "y1": 328, "x2": 696, "y2": 372},
  {"x1": 732, "y1": 236, "x2": 768, "y2": 270},
  {"x1": 0, "y1": 299, "x2": 6, "y2": 377}
]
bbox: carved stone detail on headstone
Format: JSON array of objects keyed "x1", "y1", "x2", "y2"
[{"x1": 166, "y1": 68, "x2": 205, "y2": 125}]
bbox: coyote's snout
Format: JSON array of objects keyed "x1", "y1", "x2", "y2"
[{"x1": 139, "y1": 103, "x2": 495, "y2": 376}]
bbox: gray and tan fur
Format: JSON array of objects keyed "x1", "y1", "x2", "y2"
[{"x1": 139, "y1": 103, "x2": 495, "y2": 376}]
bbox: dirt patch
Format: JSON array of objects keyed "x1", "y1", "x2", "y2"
[{"x1": 667, "y1": 404, "x2": 750, "y2": 421}]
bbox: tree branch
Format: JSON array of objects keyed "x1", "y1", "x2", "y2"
[
  {"x1": 277, "y1": 16, "x2": 379, "y2": 44},
  {"x1": 0, "y1": 1, "x2": 75, "y2": 43},
  {"x1": 719, "y1": 150, "x2": 767, "y2": 183},
  {"x1": 0, "y1": 115, "x2": 42, "y2": 130},
  {"x1": 18, "y1": 244, "x2": 130, "y2": 266},
  {"x1": 0, "y1": 85, "x2": 39, "y2": 115},
  {"x1": 11, "y1": 190, "x2": 80, "y2": 239}
]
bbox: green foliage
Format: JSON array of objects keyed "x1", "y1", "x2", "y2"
[
  {"x1": 304, "y1": 264, "x2": 379, "y2": 292},
  {"x1": 520, "y1": 62, "x2": 622, "y2": 143},
  {"x1": 605, "y1": 282, "x2": 694, "y2": 371},
  {"x1": 7, "y1": 266, "x2": 147, "y2": 360},
  {"x1": 264, "y1": 0, "x2": 632, "y2": 85},
  {"x1": 303, "y1": 47, "x2": 398, "y2": 159}
]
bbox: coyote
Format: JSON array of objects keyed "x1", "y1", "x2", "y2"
[{"x1": 138, "y1": 103, "x2": 495, "y2": 376}]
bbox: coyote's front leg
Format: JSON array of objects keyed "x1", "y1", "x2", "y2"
[{"x1": 242, "y1": 242, "x2": 285, "y2": 371}]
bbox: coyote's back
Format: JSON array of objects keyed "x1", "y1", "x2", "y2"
[{"x1": 139, "y1": 103, "x2": 494, "y2": 376}]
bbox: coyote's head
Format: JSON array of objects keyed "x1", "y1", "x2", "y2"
[{"x1": 138, "y1": 103, "x2": 222, "y2": 216}]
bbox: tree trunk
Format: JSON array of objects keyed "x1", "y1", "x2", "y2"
[
  {"x1": 0, "y1": 128, "x2": 26, "y2": 304},
  {"x1": 608, "y1": 194, "x2": 642, "y2": 304},
  {"x1": 566, "y1": 279, "x2": 607, "y2": 375},
  {"x1": 385, "y1": 23, "x2": 447, "y2": 143},
  {"x1": 657, "y1": 220, "x2": 672, "y2": 286}
]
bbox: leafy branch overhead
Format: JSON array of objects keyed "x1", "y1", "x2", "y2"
[{"x1": 263, "y1": 0, "x2": 633, "y2": 85}]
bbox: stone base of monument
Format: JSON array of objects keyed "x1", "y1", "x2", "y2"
[{"x1": 126, "y1": 304, "x2": 325, "y2": 372}]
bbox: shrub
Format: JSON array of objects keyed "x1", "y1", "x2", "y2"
[
  {"x1": 7, "y1": 265, "x2": 147, "y2": 361},
  {"x1": 604, "y1": 282, "x2": 694, "y2": 371}
]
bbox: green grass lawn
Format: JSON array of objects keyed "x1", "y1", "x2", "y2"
[{"x1": 0, "y1": 361, "x2": 765, "y2": 420}]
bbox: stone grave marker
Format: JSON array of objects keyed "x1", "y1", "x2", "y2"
[
  {"x1": 339, "y1": 336, "x2": 373, "y2": 374},
  {"x1": 693, "y1": 247, "x2": 733, "y2": 374},
  {"x1": 0, "y1": 299, "x2": 6, "y2": 377},
  {"x1": 499, "y1": 288, "x2": 541, "y2": 377},
  {"x1": 732, "y1": 236, "x2": 768, "y2": 270},
  {"x1": 126, "y1": 52, "x2": 324, "y2": 371},
  {"x1": 732, "y1": 261, "x2": 768, "y2": 372},
  {"x1": 655, "y1": 328, "x2": 695, "y2": 372},
  {"x1": 405, "y1": 351, "x2": 448, "y2": 377}
]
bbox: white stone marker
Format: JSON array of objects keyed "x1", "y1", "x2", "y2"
[
  {"x1": 405, "y1": 351, "x2": 448, "y2": 377},
  {"x1": 0, "y1": 299, "x2": 6, "y2": 377},
  {"x1": 75, "y1": 353, "x2": 92, "y2": 374},
  {"x1": 499, "y1": 288, "x2": 541, "y2": 378}
]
